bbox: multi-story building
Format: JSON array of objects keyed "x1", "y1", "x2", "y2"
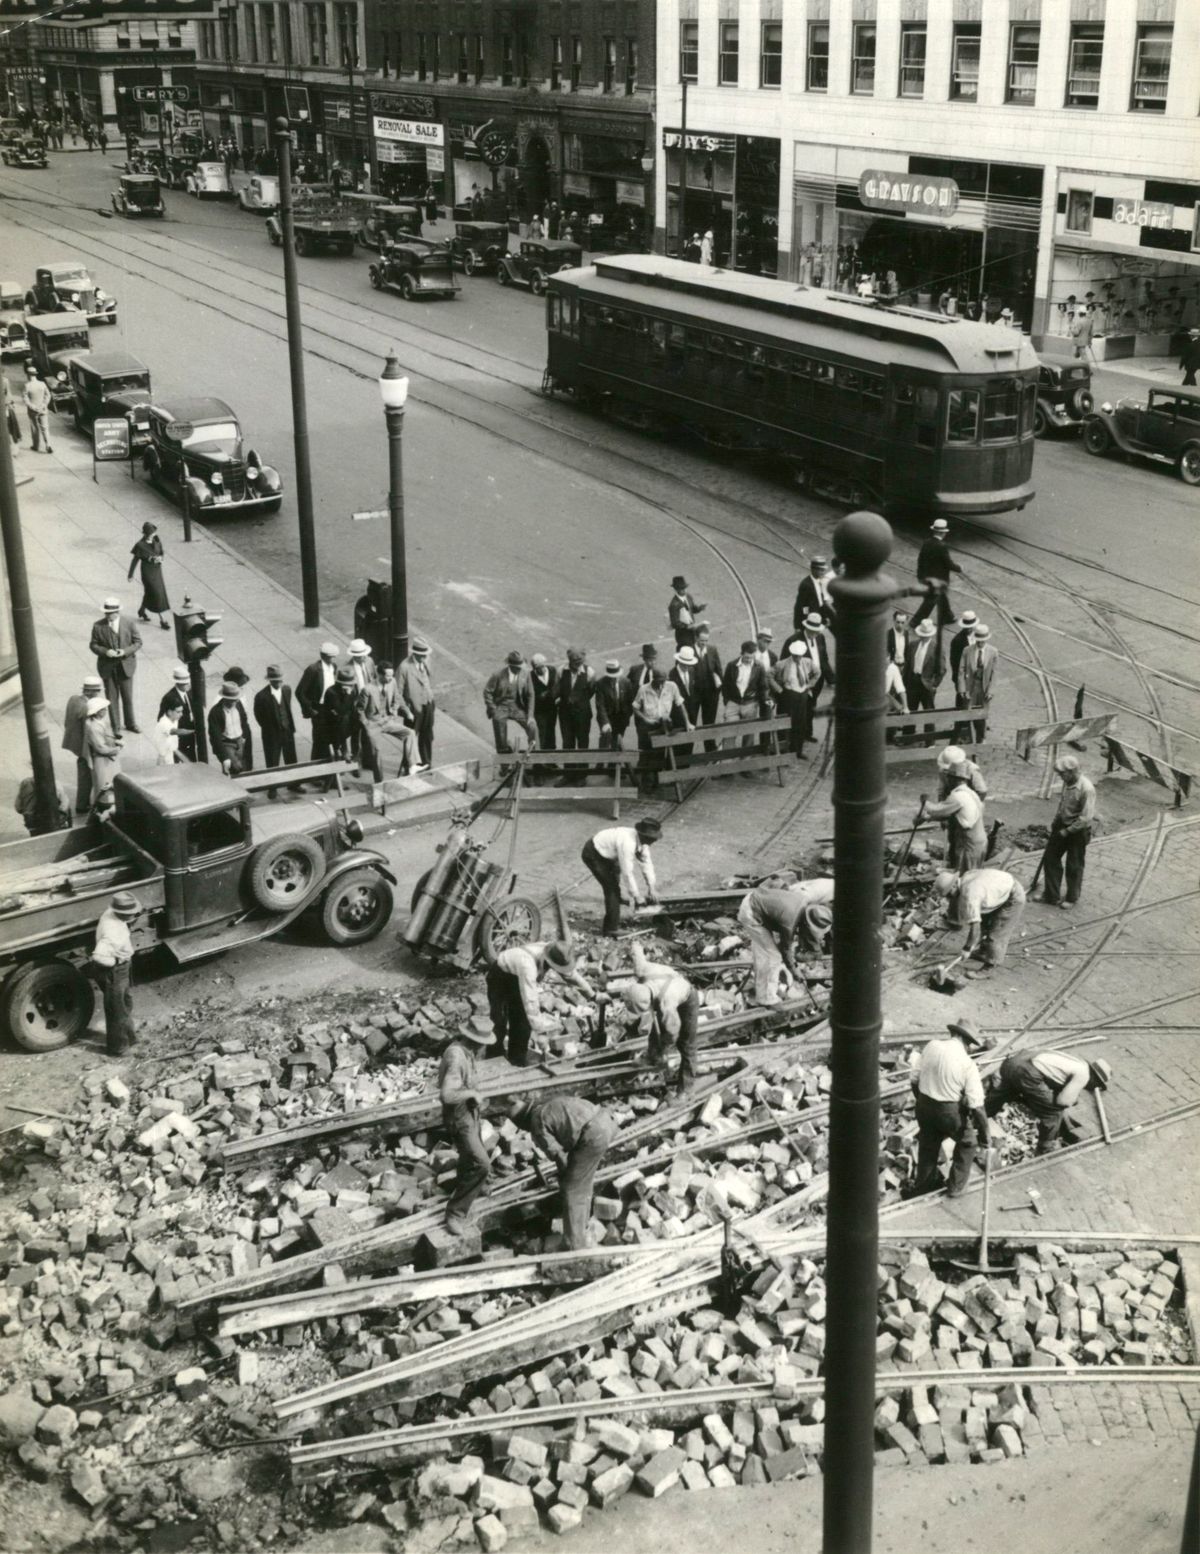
[{"x1": 654, "y1": 0, "x2": 1200, "y2": 352}]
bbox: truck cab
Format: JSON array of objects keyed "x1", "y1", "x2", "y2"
[{"x1": 25, "y1": 312, "x2": 92, "y2": 408}]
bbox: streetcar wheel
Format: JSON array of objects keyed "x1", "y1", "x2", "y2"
[
  {"x1": 1083, "y1": 421, "x2": 1112, "y2": 457},
  {"x1": 320, "y1": 870, "x2": 394, "y2": 945},
  {"x1": 475, "y1": 896, "x2": 542, "y2": 965},
  {"x1": 1178, "y1": 444, "x2": 1200, "y2": 487},
  {"x1": 1, "y1": 961, "x2": 95, "y2": 1052}
]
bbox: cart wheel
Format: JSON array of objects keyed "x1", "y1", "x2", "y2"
[
  {"x1": 319, "y1": 869, "x2": 394, "y2": 945},
  {"x1": 248, "y1": 833, "x2": 326, "y2": 913},
  {"x1": 476, "y1": 896, "x2": 542, "y2": 965},
  {"x1": 1, "y1": 961, "x2": 95, "y2": 1052},
  {"x1": 409, "y1": 868, "x2": 432, "y2": 913}
]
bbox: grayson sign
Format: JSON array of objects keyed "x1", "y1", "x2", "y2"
[
  {"x1": 372, "y1": 116, "x2": 444, "y2": 147},
  {"x1": 859, "y1": 170, "x2": 959, "y2": 216},
  {"x1": 1113, "y1": 197, "x2": 1172, "y2": 230}
]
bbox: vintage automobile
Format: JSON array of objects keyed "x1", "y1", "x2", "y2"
[
  {"x1": 368, "y1": 242, "x2": 459, "y2": 301},
  {"x1": 111, "y1": 172, "x2": 165, "y2": 218},
  {"x1": 25, "y1": 263, "x2": 118, "y2": 325},
  {"x1": 1083, "y1": 386, "x2": 1200, "y2": 486},
  {"x1": 68, "y1": 351, "x2": 153, "y2": 445},
  {"x1": 450, "y1": 221, "x2": 510, "y2": 276},
  {"x1": 157, "y1": 153, "x2": 197, "y2": 190},
  {"x1": 497, "y1": 238, "x2": 582, "y2": 296},
  {"x1": 273, "y1": 204, "x2": 358, "y2": 256},
  {"x1": 237, "y1": 173, "x2": 280, "y2": 213},
  {"x1": 339, "y1": 190, "x2": 386, "y2": 236},
  {"x1": 185, "y1": 160, "x2": 232, "y2": 198},
  {"x1": 1034, "y1": 357, "x2": 1092, "y2": 436},
  {"x1": 143, "y1": 397, "x2": 284, "y2": 518},
  {"x1": 25, "y1": 313, "x2": 92, "y2": 409},
  {"x1": 0, "y1": 280, "x2": 28, "y2": 358},
  {"x1": 358, "y1": 203, "x2": 424, "y2": 251},
  {"x1": 1, "y1": 137, "x2": 48, "y2": 169}
]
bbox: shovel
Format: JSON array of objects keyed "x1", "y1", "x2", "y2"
[
  {"x1": 928, "y1": 950, "x2": 969, "y2": 993},
  {"x1": 884, "y1": 795, "x2": 927, "y2": 908},
  {"x1": 949, "y1": 1153, "x2": 1012, "y2": 1274}
]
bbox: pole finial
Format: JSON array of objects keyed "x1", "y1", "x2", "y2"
[{"x1": 833, "y1": 510, "x2": 892, "y2": 578}]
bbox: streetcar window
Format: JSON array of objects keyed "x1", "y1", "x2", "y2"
[
  {"x1": 668, "y1": 324, "x2": 686, "y2": 351},
  {"x1": 548, "y1": 297, "x2": 561, "y2": 331},
  {"x1": 982, "y1": 384, "x2": 1019, "y2": 441},
  {"x1": 947, "y1": 389, "x2": 980, "y2": 443},
  {"x1": 863, "y1": 374, "x2": 885, "y2": 410},
  {"x1": 915, "y1": 386, "x2": 939, "y2": 448},
  {"x1": 651, "y1": 320, "x2": 667, "y2": 354},
  {"x1": 581, "y1": 303, "x2": 600, "y2": 329},
  {"x1": 894, "y1": 382, "x2": 915, "y2": 404},
  {"x1": 812, "y1": 360, "x2": 834, "y2": 386},
  {"x1": 836, "y1": 367, "x2": 861, "y2": 410}
]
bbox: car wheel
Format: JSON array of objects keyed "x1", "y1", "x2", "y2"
[
  {"x1": 497, "y1": 265, "x2": 511, "y2": 287},
  {"x1": 399, "y1": 275, "x2": 415, "y2": 301},
  {"x1": 1033, "y1": 405, "x2": 1048, "y2": 438},
  {"x1": 463, "y1": 250, "x2": 477, "y2": 277},
  {"x1": 1083, "y1": 421, "x2": 1112, "y2": 457},
  {"x1": 248, "y1": 833, "x2": 327, "y2": 914},
  {"x1": 295, "y1": 232, "x2": 308, "y2": 256},
  {"x1": 530, "y1": 270, "x2": 547, "y2": 297},
  {"x1": 369, "y1": 265, "x2": 383, "y2": 290},
  {"x1": 1073, "y1": 388, "x2": 1094, "y2": 417},
  {"x1": 1178, "y1": 444, "x2": 1200, "y2": 487},
  {"x1": 319, "y1": 869, "x2": 394, "y2": 945},
  {"x1": 0, "y1": 960, "x2": 95, "y2": 1052}
]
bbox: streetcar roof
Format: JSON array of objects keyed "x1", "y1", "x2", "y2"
[{"x1": 556, "y1": 256, "x2": 1037, "y2": 375}]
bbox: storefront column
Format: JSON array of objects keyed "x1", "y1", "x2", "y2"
[
  {"x1": 1031, "y1": 162, "x2": 1059, "y2": 344},
  {"x1": 99, "y1": 69, "x2": 117, "y2": 130},
  {"x1": 775, "y1": 135, "x2": 794, "y2": 279}
]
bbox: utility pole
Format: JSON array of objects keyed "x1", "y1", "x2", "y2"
[
  {"x1": 378, "y1": 351, "x2": 410, "y2": 670},
  {"x1": 274, "y1": 116, "x2": 320, "y2": 627},
  {"x1": 0, "y1": 400, "x2": 61, "y2": 833},
  {"x1": 822, "y1": 510, "x2": 896, "y2": 1554},
  {"x1": 678, "y1": 76, "x2": 687, "y2": 257}
]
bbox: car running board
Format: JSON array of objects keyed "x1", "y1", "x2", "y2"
[{"x1": 163, "y1": 906, "x2": 302, "y2": 964}]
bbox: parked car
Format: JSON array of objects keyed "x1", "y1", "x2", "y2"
[
  {"x1": 359, "y1": 203, "x2": 424, "y2": 251},
  {"x1": 1, "y1": 137, "x2": 48, "y2": 169},
  {"x1": 339, "y1": 190, "x2": 387, "y2": 238},
  {"x1": 368, "y1": 242, "x2": 459, "y2": 301},
  {"x1": 450, "y1": 221, "x2": 510, "y2": 276},
  {"x1": 1034, "y1": 358, "x2": 1092, "y2": 437},
  {"x1": 0, "y1": 280, "x2": 28, "y2": 358},
  {"x1": 271, "y1": 205, "x2": 358, "y2": 256},
  {"x1": 237, "y1": 173, "x2": 280, "y2": 213},
  {"x1": 185, "y1": 161, "x2": 232, "y2": 198},
  {"x1": 159, "y1": 153, "x2": 197, "y2": 190},
  {"x1": 111, "y1": 172, "x2": 165, "y2": 218},
  {"x1": 143, "y1": 397, "x2": 284, "y2": 519},
  {"x1": 497, "y1": 238, "x2": 582, "y2": 295},
  {"x1": 25, "y1": 263, "x2": 117, "y2": 325},
  {"x1": 1083, "y1": 387, "x2": 1200, "y2": 486},
  {"x1": 68, "y1": 351, "x2": 153, "y2": 445},
  {"x1": 25, "y1": 313, "x2": 92, "y2": 408}
]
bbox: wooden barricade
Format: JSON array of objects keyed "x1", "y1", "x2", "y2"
[
  {"x1": 884, "y1": 707, "x2": 985, "y2": 753},
  {"x1": 496, "y1": 749, "x2": 642, "y2": 819},
  {"x1": 649, "y1": 713, "x2": 794, "y2": 801}
]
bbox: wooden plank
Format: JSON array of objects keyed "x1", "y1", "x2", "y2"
[{"x1": 650, "y1": 715, "x2": 793, "y2": 748}]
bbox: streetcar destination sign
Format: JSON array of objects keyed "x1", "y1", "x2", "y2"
[{"x1": 858, "y1": 171, "x2": 960, "y2": 216}]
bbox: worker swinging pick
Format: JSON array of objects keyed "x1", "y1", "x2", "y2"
[
  {"x1": 507, "y1": 1093, "x2": 618, "y2": 1250},
  {"x1": 602, "y1": 942, "x2": 700, "y2": 1095}
]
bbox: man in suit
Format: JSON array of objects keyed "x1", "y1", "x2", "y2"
[
  {"x1": 529, "y1": 653, "x2": 559, "y2": 760},
  {"x1": 910, "y1": 518, "x2": 962, "y2": 636},
  {"x1": 63, "y1": 673, "x2": 105, "y2": 813},
  {"x1": 557, "y1": 647, "x2": 594, "y2": 752},
  {"x1": 948, "y1": 609, "x2": 979, "y2": 686},
  {"x1": 359, "y1": 662, "x2": 421, "y2": 777},
  {"x1": 594, "y1": 659, "x2": 634, "y2": 749},
  {"x1": 483, "y1": 651, "x2": 536, "y2": 753},
  {"x1": 793, "y1": 556, "x2": 834, "y2": 630},
  {"x1": 252, "y1": 665, "x2": 298, "y2": 796},
  {"x1": 399, "y1": 639, "x2": 436, "y2": 768},
  {"x1": 886, "y1": 609, "x2": 910, "y2": 676},
  {"x1": 693, "y1": 623, "x2": 723, "y2": 747},
  {"x1": 346, "y1": 638, "x2": 379, "y2": 691},
  {"x1": 207, "y1": 680, "x2": 254, "y2": 775},
  {"x1": 322, "y1": 666, "x2": 362, "y2": 762},
  {"x1": 158, "y1": 665, "x2": 197, "y2": 762},
  {"x1": 89, "y1": 596, "x2": 142, "y2": 735},
  {"x1": 668, "y1": 575, "x2": 706, "y2": 648},
  {"x1": 771, "y1": 641, "x2": 817, "y2": 760},
  {"x1": 296, "y1": 642, "x2": 340, "y2": 763},
  {"x1": 669, "y1": 645, "x2": 702, "y2": 766},
  {"x1": 798, "y1": 610, "x2": 835, "y2": 729},
  {"x1": 627, "y1": 643, "x2": 658, "y2": 697},
  {"x1": 954, "y1": 622, "x2": 997, "y2": 745},
  {"x1": 721, "y1": 640, "x2": 772, "y2": 750},
  {"x1": 904, "y1": 620, "x2": 943, "y2": 741}
]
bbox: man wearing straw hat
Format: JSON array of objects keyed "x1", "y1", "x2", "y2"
[
  {"x1": 91, "y1": 892, "x2": 141, "y2": 1056},
  {"x1": 89, "y1": 596, "x2": 142, "y2": 736},
  {"x1": 955, "y1": 621, "x2": 997, "y2": 745},
  {"x1": 904, "y1": 1019, "x2": 993, "y2": 1199}
]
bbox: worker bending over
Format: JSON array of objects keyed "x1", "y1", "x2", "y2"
[
  {"x1": 986, "y1": 1051, "x2": 1111, "y2": 1154},
  {"x1": 510, "y1": 1094, "x2": 618, "y2": 1250},
  {"x1": 439, "y1": 1024, "x2": 494, "y2": 1236},
  {"x1": 904, "y1": 1018, "x2": 993, "y2": 1199},
  {"x1": 737, "y1": 878, "x2": 834, "y2": 1006},
  {"x1": 581, "y1": 817, "x2": 661, "y2": 934},
  {"x1": 486, "y1": 939, "x2": 596, "y2": 1067},
  {"x1": 605, "y1": 942, "x2": 700, "y2": 1095},
  {"x1": 934, "y1": 866, "x2": 1026, "y2": 974}
]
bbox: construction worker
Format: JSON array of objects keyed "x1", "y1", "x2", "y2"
[
  {"x1": 485, "y1": 940, "x2": 596, "y2": 1067},
  {"x1": 90, "y1": 892, "x2": 141, "y2": 1057},
  {"x1": 509, "y1": 1094, "x2": 618, "y2": 1249},
  {"x1": 933, "y1": 866, "x2": 1026, "y2": 973},
  {"x1": 737, "y1": 879, "x2": 834, "y2": 1006},
  {"x1": 986, "y1": 1052, "x2": 1112, "y2": 1154},
  {"x1": 1041, "y1": 755, "x2": 1096, "y2": 908},
  {"x1": 936, "y1": 744, "x2": 987, "y2": 800},
  {"x1": 580, "y1": 817, "x2": 661, "y2": 934},
  {"x1": 605, "y1": 942, "x2": 700, "y2": 1095},
  {"x1": 920, "y1": 769, "x2": 986, "y2": 873},
  {"x1": 904, "y1": 1018, "x2": 993, "y2": 1199},
  {"x1": 439, "y1": 1024, "x2": 494, "y2": 1236}
]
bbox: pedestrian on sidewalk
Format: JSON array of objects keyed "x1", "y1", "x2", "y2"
[
  {"x1": 158, "y1": 666, "x2": 197, "y2": 762},
  {"x1": 556, "y1": 648, "x2": 594, "y2": 759},
  {"x1": 207, "y1": 681, "x2": 253, "y2": 775},
  {"x1": 581, "y1": 817, "x2": 660, "y2": 933},
  {"x1": 910, "y1": 518, "x2": 962, "y2": 636},
  {"x1": 933, "y1": 866, "x2": 1026, "y2": 972},
  {"x1": 439, "y1": 1025, "x2": 493, "y2": 1237},
  {"x1": 90, "y1": 892, "x2": 140, "y2": 1057},
  {"x1": 346, "y1": 637, "x2": 378, "y2": 690},
  {"x1": 954, "y1": 622, "x2": 996, "y2": 745},
  {"x1": 483, "y1": 650, "x2": 535, "y2": 754},
  {"x1": 668, "y1": 574, "x2": 706, "y2": 648},
  {"x1": 1070, "y1": 305, "x2": 1095, "y2": 362},
  {"x1": 127, "y1": 522, "x2": 171, "y2": 630},
  {"x1": 398, "y1": 639, "x2": 435, "y2": 768},
  {"x1": 632, "y1": 667, "x2": 687, "y2": 793},
  {"x1": 737, "y1": 879, "x2": 835, "y2": 1005},
  {"x1": 3, "y1": 374, "x2": 20, "y2": 452},
  {"x1": 606, "y1": 942, "x2": 700, "y2": 1095},
  {"x1": 154, "y1": 704, "x2": 183, "y2": 765},
  {"x1": 63, "y1": 673, "x2": 105, "y2": 812},
  {"x1": 594, "y1": 658, "x2": 634, "y2": 751},
  {"x1": 82, "y1": 697, "x2": 121, "y2": 819},
  {"x1": 986, "y1": 1051, "x2": 1111, "y2": 1154},
  {"x1": 509, "y1": 1094, "x2": 618, "y2": 1249},
  {"x1": 1180, "y1": 328, "x2": 1200, "y2": 387},
  {"x1": 903, "y1": 620, "x2": 943, "y2": 739},
  {"x1": 89, "y1": 598, "x2": 141, "y2": 735},
  {"x1": 903, "y1": 1019, "x2": 993, "y2": 1199},
  {"x1": 297, "y1": 642, "x2": 340, "y2": 765},
  {"x1": 948, "y1": 610, "x2": 979, "y2": 685},
  {"x1": 669, "y1": 646, "x2": 701, "y2": 766},
  {"x1": 1041, "y1": 755, "x2": 1096, "y2": 908},
  {"x1": 22, "y1": 369, "x2": 52, "y2": 453},
  {"x1": 251, "y1": 665, "x2": 298, "y2": 794},
  {"x1": 796, "y1": 611, "x2": 835, "y2": 721},
  {"x1": 322, "y1": 666, "x2": 360, "y2": 762},
  {"x1": 693, "y1": 625, "x2": 723, "y2": 744},
  {"x1": 721, "y1": 642, "x2": 772, "y2": 751},
  {"x1": 528, "y1": 212, "x2": 544, "y2": 238},
  {"x1": 529, "y1": 653, "x2": 559, "y2": 772},
  {"x1": 14, "y1": 774, "x2": 71, "y2": 834},
  {"x1": 83, "y1": 122, "x2": 95, "y2": 151},
  {"x1": 358, "y1": 663, "x2": 420, "y2": 779},
  {"x1": 486, "y1": 940, "x2": 595, "y2": 1067},
  {"x1": 921, "y1": 771, "x2": 987, "y2": 872},
  {"x1": 770, "y1": 641, "x2": 816, "y2": 762},
  {"x1": 97, "y1": 126, "x2": 108, "y2": 156},
  {"x1": 794, "y1": 556, "x2": 835, "y2": 631}
]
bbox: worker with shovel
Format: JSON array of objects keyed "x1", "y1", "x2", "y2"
[
  {"x1": 934, "y1": 866, "x2": 1026, "y2": 976},
  {"x1": 486, "y1": 940, "x2": 597, "y2": 1068},
  {"x1": 508, "y1": 1094, "x2": 618, "y2": 1249},
  {"x1": 736, "y1": 879, "x2": 834, "y2": 1006},
  {"x1": 439, "y1": 1024, "x2": 494, "y2": 1237},
  {"x1": 986, "y1": 1052, "x2": 1112, "y2": 1154},
  {"x1": 903, "y1": 1018, "x2": 993, "y2": 1199}
]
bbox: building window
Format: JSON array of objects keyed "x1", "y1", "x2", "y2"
[
  {"x1": 261, "y1": 5, "x2": 276, "y2": 62},
  {"x1": 243, "y1": 7, "x2": 256, "y2": 60},
  {"x1": 167, "y1": 27, "x2": 181, "y2": 47},
  {"x1": 551, "y1": 34, "x2": 562, "y2": 89},
  {"x1": 1066, "y1": 24, "x2": 1103, "y2": 107},
  {"x1": 719, "y1": 21, "x2": 739, "y2": 86},
  {"x1": 851, "y1": 23, "x2": 876, "y2": 94},
  {"x1": 807, "y1": 22, "x2": 829, "y2": 91},
  {"x1": 280, "y1": 6, "x2": 292, "y2": 65},
  {"x1": 950, "y1": 24, "x2": 980, "y2": 100},
  {"x1": 139, "y1": 17, "x2": 160, "y2": 49},
  {"x1": 760, "y1": 21, "x2": 782, "y2": 88},
  {"x1": 431, "y1": 32, "x2": 440, "y2": 80},
  {"x1": 570, "y1": 34, "x2": 582, "y2": 91},
  {"x1": 603, "y1": 36, "x2": 616, "y2": 93},
  {"x1": 335, "y1": 3, "x2": 356, "y2": 68},
  {"x1": 473, "y1": 32, "x2": 483, "y2": 82},
  {"x1": 501, "y1": 33, "x2": 513, "y2": 85},
  {"x1": 625, "y1": 37, "x2": 638, "y2": 94},
  {"x1": 116, "y1": 18, "x2": 131, "y2": 49},
  {"x1": 416, "y1": 31, "x2": 426, "y2": 79},
  {"x1": 306, "y1": 4, "x2": 326, "y2": 67},
  {"x1": 1006, "y1": 23, "x2": 1039, "y2": 103},
  {"x1": 680, "y1": 20, "x2": 698, "y2": 82},
  {"x1": 198, "y1": 19, "x2": 215, "y2": 58},
  {"x1": 1065, "y1": 189, "x2": 1093, "y2": 235},
  {"x1": 456, "y1": 31, "x2": 467, "y2": 83},
  {"x1": 899, "y1": 24, "x2": 926, "y2": 97},
  {"x1": 1131, "y1": 25, "x2": 1171, "y2": 111}
]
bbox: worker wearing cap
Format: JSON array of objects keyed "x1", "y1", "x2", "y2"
[
  {"x1": 486, "y1": 939, "x2": 596, "y2": 1067},
  {"x1": 399, "y1": 639, "x2": 435, "y2": 769},
  {"x1": 483, "y1": 650, "x2": 535, "y2": 754},
  {"x1": 91, "y1": 892, "x2": 140, "y2": 1057},
  {"x1": 738, "y1": 879, "x2": 834, "y2": 1006},
  {"x1": 905, "y1": 1019, "x2": 992, "y2": 1198},
  {"x1": 920, "y1": 771, "x2": 987, "y2": 873},
  {"x1": 439, "y1": 1024, "x2": 493, "y2": 1235},
  {"x1": 910, "y1": 519, "x2": 962, "y2": 635},
  {"x1": 582, "y1": 818, "x2": 660, "y2": 933},
  {"x1": 509, "y1": 1094, "x2": 618, "y2": 1249},
  {"x1": 934, "y1": 866, "x2": 1026, "y2": 972},
  {"x1": 607, "y1": 942, "x2": 700, "y2": 1094},
  {"x1": 986, "y1": 1051, "x2": 1111, "y2": 1154},
  {"x1": 89, "y1": 596, "x2": 142, "y2": 736},
  {"x1": 594, "y1": 658, "x2": 634, "y2": 751},
  {"x1": 954, "y1": 622, "x2": 997, "y2": 745},
  {"x1": 297, "y1": 642, "x2": 341, "y2": 765},
  {"x1": 207, "y1": 680, "x2": 254, "y2": 775},
  {"x1": 158, "y1": 665, "x2": 197, "y2": 763},
  {"x1": 1042, "y1": 756, "x2": 1096, "y2": 908},
  {"x1": 63, "y1": 673, "x2": 105, "y2": 813},
  {"x1": 937, "y1": 745, "x2": 987, "y2": 801}
]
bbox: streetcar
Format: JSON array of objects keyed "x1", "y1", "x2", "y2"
[{"x1": 543, "y1": 255, "x2": 1039, "y2": 516}]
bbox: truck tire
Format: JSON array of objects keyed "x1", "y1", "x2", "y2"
[
  {"x1": 248, "y1": 833, "x2": 326, "y2": 913},
  {"x1": 319, "y1": 869, "x2": 394, "y2": 945},
  {"x1": 1, "y1": 961, "x2": 95, "y2": 1052},
  {"x1": 295, "y1": 231, "x2": 309, "y2": 257},
  {"x1": 475, "y1": 896, "x2": 542, "y2": 966}
]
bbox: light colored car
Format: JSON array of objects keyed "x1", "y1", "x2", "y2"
[
  {"x1": 186, "y1": 161, "x2": 232, "y2": 198},
  {"x1": 0, "y1": 280, "x2": 28, "y2": 357},
  {"x1": 237, "y1": 174, "x2": 280, "y2": 213},
  {"x1": 25, "y1": 262, "x2": 117, "y2": 326}
]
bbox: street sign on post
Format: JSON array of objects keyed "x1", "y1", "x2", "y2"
[{"x1": 92, "y1": 417, "x2": 132, "y2": 483}]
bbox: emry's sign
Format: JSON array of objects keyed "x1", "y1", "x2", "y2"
[{"x1": 859, "y1": 171, "x2": 960, "y2": 216}]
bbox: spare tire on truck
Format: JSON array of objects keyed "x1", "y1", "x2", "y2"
[
  {"x1": 1, "y1": 961, "x2": 96, "y2": 1052},
  {"x1": 248, "y1": 833, "x2": 326, "y2": 913}
]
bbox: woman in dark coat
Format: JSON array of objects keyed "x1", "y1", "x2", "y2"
[{"x1": 127, "y1": 522, "x2": 170, "y2": 629}]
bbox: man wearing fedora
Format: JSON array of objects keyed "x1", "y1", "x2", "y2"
[
  {"x1": 297, "y1": 642, "x2": 341, "y2": 765},
  {"x1": 158, "y1": 665, "x2": 197, "y2": 763},
  {"x1": 905, "y1": 1019, "x2": 993, "y2": 1198},
  {"x1": 399, "y1": 639, "x2": 436, "y2": 769},
  {"x1": 903, "y1": 619, "x2": 943, "y2": 733},
  {"x1": 910, "y1": 518, "x2": 962, "y2": 638},
  {"x1": 668, "y1": 574, "x2": 706, "y2": 648},
  {"x1": 692, "y1": 625, "x2": 724, "y2": 743},
  {"x1": 955, "y1": 622, "x2": 997, "y2": 745},
  {"x1": 253, "y1": 665, "x2": 299, "y2": 795},
  {"x1": 529, "y1": 653, "x2": 560, "y2": 765},
  {"x1": 63, "y1": 673, "x2": 106, "y2": 813},
  {"x1": 771, "y1": 640, "x2": 817, "y2": 761},
  {"x1": 594, "y1": 658, "x2": 634, "y2": 751},
  {"x1": 486, "y1": 939, "x2": 596, "y2": 1067},
  {"x1": 793, "y1": 555, "x2": 834, "y2": 630},
  {"x1": 986, "y1": 1050, "x2": 1112, "y2": 1154},
  {"x1": 557, "y1": 647, "x2": 594, "y2": 758},
  {"x1": 582, "y1": 818, "x2": 661, "y2": 934},
  {"x1": 438, "y1": 1022, "x2": 494, "y2": 1236},
  {"x1": 933, "y1": 865, "x2": 1026, "y2": 972},
  {"x1": 1042, "y1": 755, "x2": 1096, "y2": 908},
  {"x1": 626, "y1": 643, "x2": 659, "y2": 696},
  {"x1": 322, "y1": 666, "x2": 361, "y2": 763},
  {"x1": 483, "y1": 650, "x2": 536, "y2": 754},
  {"x1": 89, "y1": 596, "x2": 142, "y2": 736},
  {"x1": 91, "y1": 892, "x2": 140, "y2": 1056},
  {"x1": 208, "y1": 681, "x2": 254, "y2": 775}
]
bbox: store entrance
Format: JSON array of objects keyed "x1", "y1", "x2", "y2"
[{"x1": 522, "y1": 134, "x2": 551, "y2": 220}]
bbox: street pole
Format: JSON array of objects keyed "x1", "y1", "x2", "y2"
[
  {"x1": 274, "y1": 116, "x2": 320, "y2": 627},
  {"x1": 379, "y1": 350, "x2": 409, "y2": 669},
  {"x1": 678, "y1": 77, "x2": 687, "y2": 257},
  {"x1": 0, "y1": 400, "x2": 62, "y2": 833},
  {"x1": 822, "y1": 510, "x2": 896, "y2": 1554}
]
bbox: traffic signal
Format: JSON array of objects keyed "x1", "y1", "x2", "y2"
[
  {"x1": 353, "y1": 575, "x2": 392, "y2": 662},
  {"x1": 173, "y1": 596, "x2": 224, "y2": 665}
]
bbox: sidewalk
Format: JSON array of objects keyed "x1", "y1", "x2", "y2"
[{"x1": 0, "y1": 409, "x2": 490, "y2": 840}]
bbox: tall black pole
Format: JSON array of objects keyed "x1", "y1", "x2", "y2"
[
  {"x1": 678, "y1": 77, "x2": 687, "y2": 256},
  {"x1": 274, "y1": 116, "x2": 320, "y2": 627},
  {"x1": 822, "y1": 510, "x2": 896, "y2": 1554},
  {"x1": 0, "y1": 407, "x2": 61, "y2": 833},
  {"x1": 381, "y1": 375, "x2": 409, "y2": 670}
]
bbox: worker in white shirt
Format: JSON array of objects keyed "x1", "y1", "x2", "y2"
[
  {"x1": 919, "y1": 770, "x2": 986, "y2": 872},
  {"x1": 580, "y1": 817, "x2": 661, "y2": 933},
  {"x1": 934, "y1": 867, "x2": 1026, "y2": 972},
  {"x1": 737, "y1": 879, "x2": 834, "y2": 1005},
  {"x1": 90, "y1": 891, "x2": 140, "y2": 1056},
  {"x1": 485, "y1": 939, "x2": 596, "y2": 1067},
  {"x1": 604, "y1": 941, "x2": 700, "y2": 1095},
  {"x1": 903, "y1": 1018, "x2": 993, "y2": 1198},
  {"x1": 936, "y1": 744, "x2": 987, "y2": 801},
  {"x1": 986, "y1": 1051, "x2": 1112, "y2": 1154}
]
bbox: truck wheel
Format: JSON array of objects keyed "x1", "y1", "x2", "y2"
[
  {"x1": 1179, "y1": 444, "x2": 1200, "y2": 486},
  {"x1": 1083, "y1": 421, "x2": 1111, "y2": 457},
  {"x1": 475, "y1": 896, "x2": 542, "y2": 966},
  {"x1": 295, "y1": 231, "x2": 308, "y2": 256},
  {"x1": 1, "y1": 961, "x2": 95, "y2": 1052},
  {"x1": 320, "y1": 869, "x2": 394, "y2": 945},
  {"x1": 248, "y1": 833, "x2": 326, "y2": 913}
]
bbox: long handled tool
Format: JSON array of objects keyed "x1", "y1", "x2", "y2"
[
  {"x1": 1029, "y1": 840, "x2": 1051, "y2": 896},
  {"x1": 1094, "y1": 1090, "x2": 1113, "y2": 1145},
  {"x1": 884, "y1": 795, "x2": 927, "y2": 908},
  {"x1": 928, "y1": 949, "x2": 969, "y2": 993},
  {"x1": 949, "y1": 1153, "x2": 1012, "y2": 1274}
]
